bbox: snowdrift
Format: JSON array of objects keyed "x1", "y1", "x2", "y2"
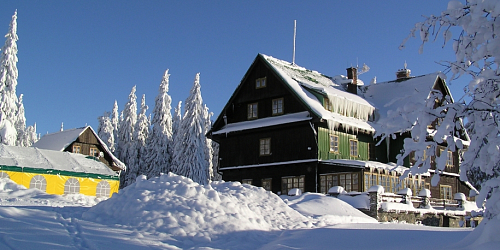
[
  {"x1": 83, "y1": 173, "x2": 312, "y2": 240},
  {"x1": 282, "y1": 193, "x2": 377, "y2": 224}
]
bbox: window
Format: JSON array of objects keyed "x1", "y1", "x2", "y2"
[
  {"x1": 247, "y1": 103, "x2": 258, "y2": 119},
  {"x1": 282, "y1": 176, "x2": 304, "y2": 194},
  {"x1": 242, "y1": 179, "x2": 253, "y2": 185},
  {"x1": 329, "y1": 135, "x2": 339, "y2": 153},
  {"x1": 446, "y1": 150, "x2": 454, "y2": 168},
  {"x1": 256, "y1": 77, "x2": 266, "y2": 88},
  {"x1": 0, "y1": 171, "x2": 9, "y2": 179},
  {"x1": 73, "y1": 145, "x2": 81, "y2": 154},
  {"x1": 368, "y1": 143, "x2": 376, "y2": 160},
  {"x1": 324, "y1": 97, "x2": 332, "y2": 111},
  {"x1": 64, "y1": 178, "x2": 80, "y2": 195},
  {"x1": 320, "y1": 173, "x2": 359, "y2": 193},
  {"x1": 440, "y1": 185, "x2": 452, "y2": 200},
  {"x1": 96, "y1": 181, "x2": 111, "y2": 197},
  {"x1": 272, "y1": 98, "x2": 284, "y2": 115},
  {"x1": 90, "y1": 147, "x2": 98, "y2": 157},
  {"x1": 262, "y1": 178, "x2": 272, "y2": 191},
  {"x1": 349, "y1": 139, "x2": 358, "y2": 157},
  {"x1": 260, "y1": 138, "x2": 271, "y2": 156},
  {"x1": 29, "y1": 175, "x2": 47, "y2": 192}
]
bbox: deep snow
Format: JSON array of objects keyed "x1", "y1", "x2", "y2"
[{"x1": 0, "y1": 174, "x2": 496, "y2": 250}]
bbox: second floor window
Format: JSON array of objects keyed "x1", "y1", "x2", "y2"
[
  {"x1": 349, "y1": 139, "x2": 358, "y2": 157},
  {"x1": 260, "y1": 138, "x2": 271, "y2": 156},
  {"x1": 272, "y1": 98, "x2": 284, "y2": 115},
  {"x1": 248, "y1": 103, "x2": 258, "y2": 119},
  {"x1": 329, "y1": 135, "x2": 339, "y2": 153},
  {"x1": 73, "y1": 145, "x2": 81, "y2": 154},
  {"x1": 324, "y1": 97, "x2": 332, "y2": 111}
]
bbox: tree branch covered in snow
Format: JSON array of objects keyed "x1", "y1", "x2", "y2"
[{"x1": 395, "y1": 0, "x2": 500, "y2": 224}]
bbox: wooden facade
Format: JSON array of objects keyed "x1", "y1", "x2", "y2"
[
  {"x1": 208, "y1": 54, "x2": 472, "y2": 199},
  {"x1": 33, "y1": 126, "x2": 124, "y2": 172}
]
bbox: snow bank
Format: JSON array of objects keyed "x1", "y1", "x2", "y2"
[
  {"x1": 0, "y1": 178, "x2": 104, "y2": 207},
  {"x1": 83, "y1": 173, "x2": 312, "y2": 241},
  {"x1": 282, "y1": 193, "x2": 376, "y2": 224}
]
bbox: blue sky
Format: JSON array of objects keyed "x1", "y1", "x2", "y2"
[{"x1": 1, "y1": 0, "x2": 466, "y2": 135}]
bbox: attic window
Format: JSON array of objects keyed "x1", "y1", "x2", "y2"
[
  {"x1": 256, "y1": 77, "x2": 266, "y2": 89},
  {"x1": 73, "y1": 145, "x2": 81, "y2": 154},
  {"x1": 248, "y1": 103, "x2": 258, "y2": 119},
  {"x1": 324, "y1": 97, "x2": 332, "y2": 111},
  {"x1": 90, "y1": 147, "x2": 99, "y2": 157}
]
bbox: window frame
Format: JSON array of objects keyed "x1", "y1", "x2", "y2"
[
  {"x1": 329, "y1": 134, "x2": 339, "y2": 153},
  {"x1": 272, "y1": 98, "x2": 284, "y2": 115},
  {"x1": 255, "y1": 77, "x2": 267, "y2": 89},
  {"x1": 247, "y1": 103, "x2": 258, "y2": 120},
  {"x1": 349, "y1": 139, "x2": 358, "y2": 157},
  {"x1": 73, "y1": 145, "x2": 81, "y2": 154},
  {"x1": 261, "y1": 178, "x2": 272, "y2": 191},
  {"x1": 96, "y1": 180, "x2": 111, "y2": 197},
  {"x1": 259, "y1": 138, "x2": 271, "y2": 156},
  {"x1": 324, "y1": 97, "x2": 332, "y2": 111},
  {"x1": 29, "y1": 175, "x2": 47, "y2": 192},
  {"x1": 90, "y1": 147, "x2": 99, "y2": 157},
  {"x1": 64, "y1": 178, "x2": 80, "y2": 195},
  {"x1": 440, "y1": 184, "x2": 452, "y2": 200},
  {"x1": 241, "y1": 179, "x2": 253, "y2": 185},
  {"x1": 281, "y1": 175, "x2": 305, "y2": 194}
]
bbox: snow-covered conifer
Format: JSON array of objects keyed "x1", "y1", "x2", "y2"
[
  {"x1": 143, "y1": 70, "x2": 173, "y2": 178},
  {"x1": 171, "y1": 73, "x2": 209, "y2": 184},
  {"x1": 134, "y1": 94, "x2": 150, "y2": 178},
  {"x1": 110, "y1": 100, "x2": 119, "y2": 152},
  {"x1": 172, "y1": 101, "x2": 182, "y2": 137},
  {"x1": 97, "y1": 112, "x2": 115, "y2": 152},
  {"x1": 117, "y1": 86, "x2": 137, "y2": 188},
  {"x1": 14, "y1": 94, "x2": 26, "y2": 146},
  {"x1": 0, "y1": 11, "x2": 19, "y2": 145}
]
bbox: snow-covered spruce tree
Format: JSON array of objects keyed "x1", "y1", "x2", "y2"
[
  {"x1": 110, "y1": 100, "x2": 120, "y2": 152},
  {"x1": 172, "y1": 101, "x2": 182, "y2": 137},
  {"x1": 25, "y1": 123, "x2": 37, "y2": 146},
  {"x1": 142, "y1": 70, "x2": 173, "y2": 178},
  {"x1": 392, "y1": 0, "x2": 500, "y2": 232},
  {"x1": 133, "y1": 94, "x2": 150, "y2": 179},
  {"x1": 171, "y1": 73, "x2": 210, "y2": 184},
  {"x1": 117, "y1": 86, "x2": 137, "y2": 188},
  {"x1": 0, "y1": 11, "x2": 20, "y2": 146},
  {"x1": 203, "y1": 104, "x2": 221, "y2": 181},
  {"x1": 14, "y1": 94, "x2": 26, "y2": 146},
  {"x1": 97, "y1": 112, "x2": 115, "y2": 152}
]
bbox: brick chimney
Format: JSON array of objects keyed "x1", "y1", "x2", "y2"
[
  {"x1": 396, "y1": 62, "x2": 411, "y2": 79},
  {"x1": 346, "y1": 67, "x2": 358, "y2": 94}
]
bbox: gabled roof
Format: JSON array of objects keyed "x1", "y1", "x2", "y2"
[
  {"x1": 0, "y1": 144, "x2": 118, "y2": 179},
  {"x1": 33, "y1": 127, "x2": 87, "y2": 151},
  {"x1": 32, "y1": 126, "x2": 126, "y2": 171},
  {"x1": 261, "y1": 54, "x2": 375, "y2": 132}
]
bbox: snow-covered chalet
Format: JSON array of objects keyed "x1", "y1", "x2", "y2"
[{"x1": 207, "y1": 54, "x2": 472, "y2": 200}]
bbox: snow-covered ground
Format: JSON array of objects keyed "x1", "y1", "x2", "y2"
[{"x1": 0, "y1": 174, "x2": 496, "y2": 250}]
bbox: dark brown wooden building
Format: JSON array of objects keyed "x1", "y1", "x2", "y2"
[
  {"x1": 207, "y1": 54, "x2": 474, "y2": 199},
  {"x1": 32, "y1": 126, "x2": 125, "y2": 172}
]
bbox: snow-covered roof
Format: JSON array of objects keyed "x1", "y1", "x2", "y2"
[
  {"x1": 32, "y1": 127, "x2": 87, "y2": 151},
  {"x1": 363, "y1": 73, "x2": 443, "y2": 128},
  {"x1": 321, "y1": 159, "x2": 410, "y2": 174},
  {"x1": 32, "y1": 126, "x2": 126, "y2": 171},
  {"x1": 0, "y1": 144, "x2": 118, "y2": 178},
  {"x1": 261, "y1": 54, "x2": 375, "y2": 132},
  {"x1": 212, "y1": 111, "x2": 312, "y2": 135}
]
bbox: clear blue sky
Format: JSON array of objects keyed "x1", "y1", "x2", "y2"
[{"x1": 1, "y1": 0, "x2": 466, "y2": 135}]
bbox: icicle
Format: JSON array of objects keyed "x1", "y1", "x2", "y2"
[
  {"x1": 326, "y1": 93, "x2": 374, "y2": 121},
  {"x1": 386, "y1": 137, "x2": 390, "y2": 162}
]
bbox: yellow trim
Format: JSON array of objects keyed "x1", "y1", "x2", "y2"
[{"x1": 0, "y1": 170, "x2": 119, "y2": 197}]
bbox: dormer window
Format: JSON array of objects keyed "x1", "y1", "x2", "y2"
[
  {"x1": 256, "y1": 77, "x2": 266, "y2": 89},
  {"x1": 248, "y1": 103, "x2": 258, "y2": 119},
  {"x1": 324, "y1": 97, "x2": 332, "y2": 111}
]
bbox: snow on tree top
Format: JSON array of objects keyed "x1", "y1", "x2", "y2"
[{"x1": 0, "y1": 144, "x2": 118, "y2": 177}]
